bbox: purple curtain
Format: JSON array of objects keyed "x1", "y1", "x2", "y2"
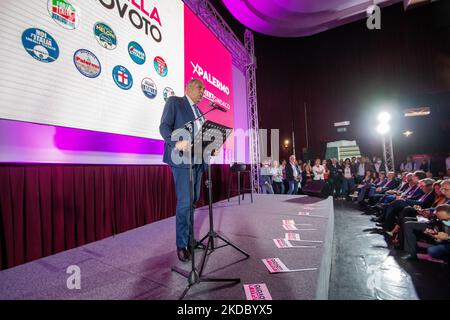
[{"x1": 0, "y1": 164, "x2": 248, "y2": 270}]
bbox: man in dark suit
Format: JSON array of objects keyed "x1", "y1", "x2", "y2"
[
  {"x1": 159, "y1": 78, "x2": 207, "y2": 262},
  {"x1": 285, "y1": 155, "x2": 301, "y2": 194},
  {"x1": 383, "y1": 178, "x2": 436, "y2": 231}
]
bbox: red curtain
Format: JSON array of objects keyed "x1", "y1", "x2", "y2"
[{"x1": 0, "y1": 164, "x2": 248, "y2": 270}]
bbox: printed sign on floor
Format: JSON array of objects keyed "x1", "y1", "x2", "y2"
[
  {"x1": 273, "y1": 239, "x2": 316, "y2": 249},
  {"x1": 298, "y1": 212, "x2": 326, "y2": 218},
  {"x1": 262, "y1": 258, "x2": 318, "y2": 274},
  {"x1": 285, "y1": 233, "x2": 301, "y2": 241},
  {"x1": 283, "y1": 224, "x2": 298, "y2": 231},
  {"x1": 282, "y1": 219, "x2": 312, "y2": 226},
  {"x1": 243, "y1": 284, "x2": 272, "y2": 300}
]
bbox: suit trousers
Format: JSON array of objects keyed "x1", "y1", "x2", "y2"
[{"x1": 171, "y1": 165, "x2": 204, "y2": 248}]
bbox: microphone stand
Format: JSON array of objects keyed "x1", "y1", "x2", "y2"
[{"x1": 171, "y1": 105, "x2": 240, "y2": 300}]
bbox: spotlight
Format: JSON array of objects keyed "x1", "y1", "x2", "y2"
[
  {"x1": 403, "y1": 130, "x2": 413, "y2": 137},
  {"x1": 283, "y1": 139, "x2": 290, "y2": 148},
  {"x1": 377, "y1": 111, "x2": 391, "y2": 123},
  {"x1": 376, "y1": 123, "x2": 390, "y2": 135}
]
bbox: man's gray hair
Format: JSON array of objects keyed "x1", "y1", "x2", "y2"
[{"x1": 185, "y1": 78, "x2": 204, "y2": 90}]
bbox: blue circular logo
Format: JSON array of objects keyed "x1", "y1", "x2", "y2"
[
  {"x1": 21, "y1": 28, "x2": 59, "y2": 63},
  {"x1": 94, "y1": 22, "x2": 117, "y2": 50},
  {"x1": 73, "y1": 49, "x2": 101, "y2": 78},
  {"x1": 128, "y1": 41, "x2": 146, "y2": 65},
  {"x1": 163, "y1": 87, "x2": 175, "y2": 102},
  {"x1": 141, "y1": 78, "x2": 157, "y2": 99},
  {"x1": 112, "y1": 65, "x2": 133, "y2": 90}
]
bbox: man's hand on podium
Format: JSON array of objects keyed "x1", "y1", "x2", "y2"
[{"x1": 175, "y1": 140, "x2": 190, "y2": 152}]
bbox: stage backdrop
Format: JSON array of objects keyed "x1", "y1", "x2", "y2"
[{"x1": 0, "y1": 0, "x2": 243, "y2": 164}]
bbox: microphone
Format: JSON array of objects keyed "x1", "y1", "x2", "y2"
[{"x1": 209, "y1": 102, "x2": 228, "y2": 112}]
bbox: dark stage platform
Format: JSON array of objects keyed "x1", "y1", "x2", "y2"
[{"x1": 0, "y1": 194, "x2": 334, "y2": 300}]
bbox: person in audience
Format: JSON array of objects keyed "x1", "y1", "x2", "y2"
[
  {"x1": 426, "y1": 204, "x2": 450, "y2": 262},
  {"x1": 301, "y1": 163, "x2": 314, "y2": 188},
  {"x1": 372, "y1": 171, "x2": 427, "y2": 222},
  {"x1": 322, "y1": 159, "x2": 330, "y2": 182},
  {"x1": 373, "y1": 157, "x2": 384, "y2": 173},
  {"x1": 373, "y1": 171, "x2": 380, "y2": 184},
  {"x1": 364, "y1": 171, "x2": 398, "y2": 206},
  {"x1": 342, "y1": 158, "x2": 356, "y2": 199},
  {"x1": 371, "y1": 173, "x2": 417, "y2": 211},
  {"x1": 259, "y1": 160, "x2": 274, "y2": 194},
  {"x1": 399, "y1": 180, "x2": 450, "y2": 260},
  {"x1": 281, "y1": 159, "x2": 287, "y2": 194},
  {"x1": 355, "y1": 157, "x2": 369, "y2": 184},
  {"x1": 384, "y1": 178, "x2": 436, "y2": 235},
  {"x1": 393, "y1": 180, "x2": 446, "y2": 248},
  {"x1": 271, "y1": 160, "x2": 284, "y2": 194},
  {"x1": 312, "y1": 158, "x2": 325, "y2": 180},
  {"x1": 400, "y1": 156, "x2": 416, "y2": 172},
  {"x1": 402, "y1": 200, "x2": 450, "y2": 261},
  {"x1": 328, "y1": 158, "x2": 342, "y2": 199},
  {"x1": 419, "y1": 157, "x2": 430, "y2": 173},
  {"x1": 357, "y1": 171, "x2": 387, "y2": 205},
  {"x1": 285, "y1": 155, "x2": 301, "y2": 195}
]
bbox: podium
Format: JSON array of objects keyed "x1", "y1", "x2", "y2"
[{"x1": 171, "y1": 115, "x2": 249, "y2": 299}]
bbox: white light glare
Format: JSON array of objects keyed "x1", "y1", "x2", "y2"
[
  {"x1": 376, "y1": 123, "x2": 390, "y2": 135},
  {"x1": 377, "y1": 112, "x2": 391, "y2": 123}
]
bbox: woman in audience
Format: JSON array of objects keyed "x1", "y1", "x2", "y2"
[
  {"x1": 301, "y1": 163, "x2": 314, "y2": 188},
  {"x1": 312, "y1": 158, "x2": 325, "y2": 180},
  {"x1": 342, "y1": 158, "x2": 356, "y2": 199},
  {"x1": 271, "y1": 160, "x2": 284, "y2": 194}
]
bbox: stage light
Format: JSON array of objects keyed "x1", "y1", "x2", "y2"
[
  {"x1": 377, "y1": 111, "x2": 391, "y2": 123},
  {"x1": 376, "y1": 122, "x2": 390, "y2": 135},
  {"x1": 283, "y1": 139, "x2": 290, "y2": 148},
  {"x1": 403, "y1": 130, "x2": 413, "y2": 137}
]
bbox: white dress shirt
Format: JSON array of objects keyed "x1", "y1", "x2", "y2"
[
  {"x1": 313, "y1": 164, "x2": 324, "y2": 180},
  {"x1": 186, "y1": 95, "x2": 204, "y2": 135}
]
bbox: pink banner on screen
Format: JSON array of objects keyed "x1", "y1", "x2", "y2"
[{"x1": 184, "y1": 7, "x2": 234, "y2": 130}]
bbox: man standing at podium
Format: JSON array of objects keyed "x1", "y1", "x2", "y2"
[{"x1": 159, "y1": 78, "x2": 206, "y2": 262}]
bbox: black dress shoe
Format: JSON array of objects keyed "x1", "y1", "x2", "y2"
[{"x1": 177, "y1": 248, "x2": 191, "y2": 262}]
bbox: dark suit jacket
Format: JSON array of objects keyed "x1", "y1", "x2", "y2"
[
  {"x1": 380, "y1": 179, "x2": 399, "y2": 193},
  {"x1": 159, "y1": 96, "x2": 199, "y2": 168},
  {"x1": 285, "y1": 163, "x2": 301, "y2": 181},
  {"x1": 406, "y1": 192, "x2": 436, "y2": 208}
]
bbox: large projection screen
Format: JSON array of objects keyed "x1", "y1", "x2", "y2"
[{"x1": 0, "y1": 0, "x2": 236, "y2": 163}]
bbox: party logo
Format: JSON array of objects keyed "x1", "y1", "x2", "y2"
[
  {"x1": 73, "y1": 49, "x2": 101, "y2": 78},
  {"x1": 128, "y1": 41, "x2": 146, "y2": 65},
  {"x1": 94, "y1": 22, "x2": 117, "y2": 50},
  {"x1": 21, "y1": 28, "x2": 59, "y2": 63},
  {"x1": 141, "y1": 78, "x2": 157, "y2": 99},
  {"x1": 153, "y1": 56, "x2": 168, "y2": 77},
  {"x1": 163, "y1": 87, "x2": 175, "y2": 102},
  {"x1": 48, "y1": 0, "x2": 79, "y2": 30},
  {"x1": 112, "y1": 65, "x2": 133, "y2": 90}
]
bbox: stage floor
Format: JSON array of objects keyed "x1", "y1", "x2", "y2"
[{"x1": 0, "y1": 194, "x2": 334, "y2": 300}]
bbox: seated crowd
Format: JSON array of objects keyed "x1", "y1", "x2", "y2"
[{"x1": 259, "y1": 153, "x2": 450, "y2": 263}]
